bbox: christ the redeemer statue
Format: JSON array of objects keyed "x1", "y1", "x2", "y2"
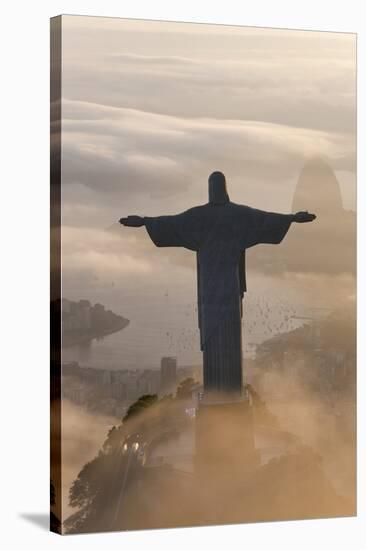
[{"x1": 120, "y1": 171, "x2": 316, "y2": 399}]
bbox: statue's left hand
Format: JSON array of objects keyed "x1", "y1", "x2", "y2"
[
  {"x1": 293, "y1": 211, "x2": 317, "y2": 223},
  {"x1": 119, "y1": 215, "x2": 145, "y2": 227}
]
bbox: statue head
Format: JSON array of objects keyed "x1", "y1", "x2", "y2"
[{"x1": 208, "y1": 171, "x2": 229, "y2": 204}]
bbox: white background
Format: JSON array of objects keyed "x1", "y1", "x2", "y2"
[{"x1": 1, "y1": 1, "x2": 365, "y2": 548}]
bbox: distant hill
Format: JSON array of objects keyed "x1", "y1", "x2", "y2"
[{"x1": 51, "y1": 298, "x2": 129, "y2": 347}]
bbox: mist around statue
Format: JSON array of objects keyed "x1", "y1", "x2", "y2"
[
  {"x1": 52, "y1": 160, "x2": 356, "y2": 533},
  {"x1": 61, "y1": 305, "x2": 356, "y2": 533}
]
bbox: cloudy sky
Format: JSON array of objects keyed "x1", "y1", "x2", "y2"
[{"x1": 59, "y1": 16, "x2": 356, "y2": 369}]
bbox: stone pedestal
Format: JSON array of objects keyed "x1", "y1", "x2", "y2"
[{"x1": 195, "y1": 397, "x2": 259, "y2": 480}]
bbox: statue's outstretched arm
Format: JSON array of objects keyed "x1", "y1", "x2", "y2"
[
  {"x1": 244, "y1": 206, "x2": 316, "y2": 248},
  {"x1": 119, "y1": 215, "x2": 145, "y2": 227}
]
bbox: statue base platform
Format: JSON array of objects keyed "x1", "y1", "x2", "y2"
[{"x1": 195, "y1": 395, "x2": 260, "y2": 480}]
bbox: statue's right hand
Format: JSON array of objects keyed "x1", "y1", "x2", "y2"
[{"x1": 119, "y1": 215, "x2": 145, "y2": 227}]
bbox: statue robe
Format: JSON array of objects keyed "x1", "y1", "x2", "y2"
[{"x1": 144, "y1": 202, "x2": 292, "y2": 395}]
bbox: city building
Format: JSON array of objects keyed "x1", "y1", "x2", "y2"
[{"x1": 160, "y1": 356, "x2": 177, "y2": 395}]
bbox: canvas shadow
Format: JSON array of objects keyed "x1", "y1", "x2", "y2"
[{"x1": 19, "y1": 513, "x2": 49, "y2": 531}]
